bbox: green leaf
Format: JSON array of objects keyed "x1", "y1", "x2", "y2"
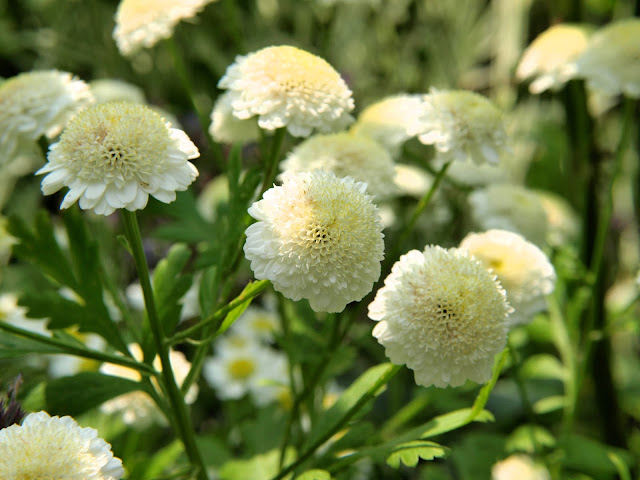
[
  {"x1": 150, "y1": 190, "x2": 214, "y2": 243},
  {"x1": 45, "y1": 371, "x2": 142, "y2": 416},
  {"x1": 219, "y1": 447, "x2": 296, "y2": 480},
  {"x1": 559, "y1": 434, "x2": 631, "y2": 478},
  {"x1": 296, "y1": 469, "x2": 332, "y2": 480},
  {"x1": 198, "y1": 265, "x2": 220, "y2": 318},
  {"x1": 505, "y1": 424, "x2": 556, "y2": 453},
  {"x1": 468, "y1": 348, "x2": 509, "y2": 420},
  {"x1": 419, "y1": 408, "x2": 494, "y2": 439},
  {"x1": 0, "y1": 330, "x2": 69, "y2": 357},
  {"x1": 216, "y1": 280, "x2": 266, "y2": 337},
  {"x1": 520, "y1": 354, "x2": 566, "y2": 380},
  {"x1": 386, "y1": 440, "x2": 449, "y2": 469},
  {"x1": 532, "y1": 395, "x2": 566, "y2": 414},
  {"x1": 138, "y1": 440, "x2": 184, "y2": 480}
]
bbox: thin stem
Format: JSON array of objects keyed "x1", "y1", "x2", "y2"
[{"x1": 121, "y1": 210, "x2": 208, "y2": 480}]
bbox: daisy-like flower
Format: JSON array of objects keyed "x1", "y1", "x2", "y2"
[
  {"x1": 113, "y1": 0, "x2": 218, "y2": 56},
  {"x1": 0, "y1": 411, "x2": 124, "y2": 480},
  {"x1": 279, "y1": 132, "x2": 399, "y2": 199},
  {"x1": 230, "y1": 305, "x2": 280, "y2": 343},
  {"x1": 218, "y1": 45, "x2": 355, "y2": 137},
  {"x1": 368, "y1": 246, "x2": 512, "y2": 388},
  {"x1": 350, "y1": 94, "x2": 426, "y2": 155},
  {"x1": 516, "y1": 24, "x2": 592, "y2": 94},
  {"x1": 36, "y1": 102, "x2": 199, "y2": 216},
  {"x1": 460, "y1": 229, "x2": 556, "y2": 326},
  {"x1": 209, "y1": 91, "x2": 260, "y2": 144},
  {"x1": 0, "y1": 70, "x2": 93, "y2": 165},
  {"x1": 492, "y1": 454, "x2": 550, "y2": 480},
  {"x1": 244, "y1": 170, "x2": 385, "y2": 313},
  {"x1": 418, "y1": 89, "x2": 509, "y2": 165},
  {"x1": 569, "y1": 18, "x2": 640, "y2": 98}
]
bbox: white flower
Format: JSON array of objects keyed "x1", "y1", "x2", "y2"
[
  {"x1": 569, "y1": 18, "x2": 640, "y2": 98},
  {"x1": 0, "y1": 292, "x2": 49, "y2": 337},
  {"x1": 36, "y1": 102, "x2": 199, "y2": 216},
  {"x1": 244, "y1": 170, "x2": 384, "y2": 313},
  {"x1": 0, "y1": 70, "x2": 93, "y2": 165},
  {"x1": 230, "y1": 305, "x2": 280, "y2": 343},
  {"x1": 89, "y1": 79, "x2": 146, "y2": 104},
  {"x1": 209, "y1": 91, "x2": 260, "y2": 144},
  {"x1": 534, "y1": 190, "x2": 580, "y2": 247},
  {"x1": 468, "y1": 183, "x2": 549, "y2": 247},
  {"x1": 393, "y1": 163, "x2": 435, "y2": 198},
  {"x1": 460, "y1": 229, "x2": 556, "y2": 326},
  {"x1": 368, "y1": 246, "x2": 512, "y2": 388},
  {"x1": 279, "y1": 132, "x2": 399, "y2": 199},
  {"x1": 516, "y1": 24, "x2": 592, "y2": 94},
  {"x1": 0, "y1": 411, "x2": 124, "y2": 480},
  {"x1": 492, "y1": 454, "x2": 550, "y2": 480},
  {"x1": 218, "y1": 45, "x2": 355, "y2": 137},
  {"x1": 113, "y1": 0, "x2": 219, "y2": 56},
  {"x1": 350, "y1": 94, "x2": 425, "y2": 155},
  {"x1": 418, "y1": 89, "x2": 509, "y2": 165}
]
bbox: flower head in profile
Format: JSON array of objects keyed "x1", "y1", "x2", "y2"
[
  {"x1": 350, "y1": 94, "x2": 425, "y2": 155},
  {"x1": 36, "y1": 102, "x2": 199, "y2": 216},
  {"x1": 209, "y1": 91, "x2": 260, "y2": 144},
  {"x1": 113, "y1": 0, "x2": 218, "y2": 56},
  {"x1": 418, "y1": 89, "x2": 509, "y2": 165},
  {"x1": 0, "y1": 411, "x2": 124, "y2": 480},
  {"x1": 368, "y1": 246, "x2": 512, "y2": 388},
  {"x1": 516, "y1": 24, "x2": 592, "y2": 94},
  {"x1": 280, "y1": 132, "x2": 399, "y2": 199},
  {"x1": 244, "y1": 170, "x2": 384, "y2": 313},
  {"x1": 218, "y1": 45, "x2": 355, "y2": 137},
  {"x1": 460, "y1": 229, "x2": 556, "y2": 326},
  {"x1": 0, "y1": 70, "x2": 93, "y2": 165},
  {"x1": 569, "y1": 18, "x2": 640, "y2": 98}
]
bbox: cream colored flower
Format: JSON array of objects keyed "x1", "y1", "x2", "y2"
[
  {"x1": 492, "y1": 454, "x2": 550, "y2": 480},
  {"x1": 350, "y1": 94, "x2": 425, "y2": 155},
  {"x1": 37, "y1": 102, "x2": 199, "y2": 216},
  {"x1": 460, "y1": 229, "x2": 556, "y2": 326},
  {"x1": 89, "y1": 79, "x2": 146, "y2": 104},
  {"x1": 230, "y1": 306, "x2": 280, "y2": 343},
  {"x1": 244, "y1": 170, "x2": 384, "y2": 313},
  {"x1": 113, "y1": 0, "x2": 218, "y2": 56},
  {"x1": 569, "y1": 18, "x2": 640, "y2": 98},
  {"x1": 516, "y1": 24, "x2": 592, "y2": 94},
  {"x1": 209, "y1": 91, "x2": 260, "y2": 144},
  {"x1": 534, "y1": 190, "x2": 580, "y2": 247},
  {"x1": 369, "y1": 246, "x2": 511, "y2": 388},
  {"x1": 418, "y1": 89, "x2": 509, "y2": 165},
  {"x1": 279, "y1": 132, "x2": 398, "y2": 199},
  {"x1": 0, "y1": 70, "x2": 93, "y2": 165},
  {"x1": 218, "y1": 45, "x2": 355, "y2": 137},
  {"x1": 0, "y1": 411, "x2": 124, "y2": 480},
  {"x1": 468, "y1": 183, "x2": 548, "y2": 246}
]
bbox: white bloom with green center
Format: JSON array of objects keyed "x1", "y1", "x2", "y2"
[
  {"x1": 0, "y1": 411, "x2": 124, "y2": 480},
  {"x1": 209, "y1": 90, "x2": 260, "y2": 144},
  {"x1": 368, "y1": 246, "x2": 512, "y2": 388},
  {"x1": 569, "y1": 18, "x2": 640, "y2": 98},
  {"x1": 113, "y1": 0, "x2": 219, "y2": 56},
  {"x1": 219, "y1": 45, "x2": 355, "y2": 137},
  {"x1": 244, "y1": 170, "x2": 385, "y2": 313},
  {"x1": 36, "y1": 102, "x2": 199, "y2": 216},
  {"x1": 0, "y1": 70, "x2": 93, "y2": 165},
  {"x1": 418, "y1": 89, "x2": 509, "y2": 165},
  {"x1": 460, "y1": 229, "x2": 556, "y2": 326},
  {"x1": 516, "y1": 24, "x2": 593, "y2": 94},
  {"x1": 280, "y1": 132, "x2": 399, "y2": 199}
]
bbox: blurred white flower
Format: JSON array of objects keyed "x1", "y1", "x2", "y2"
[
  {"x1": 218, "y1": 45, "x2": 354, "y2": 137},
  {"x1": 0, "y1": 218, "x2": 16, "y2": 273},
  {"x1": 209, "y1": 91, "x2": 260, "y2": 144},
  {"x1": 534, "y1": 190, "x2": 580, "y2": 247},
  {"x1": 0, "y1": 292, "x2": 49, "y2": 337},
  {"x1": 113, "y1": 0, "x2": 218, "y2": 56},
  {"x1": 280, "y1": 132, "x2": 399, "y2": 199},
  {"x1": 196, "y1": 174, "x2": 230, "y2": 222},
  {"x1": 126, "y1": 273, "x2": 200, "y2": 322},
  {"x1": 89, "y1": 79, "x2": 146, "y2": 104},
  {"x1": 516, "y1": 24, "x2": 592, "y2": 94},
  {"x1": 350, "y1": 94, "x2": 425, "y2": 155},
  {"x1": 37, "y1": 102, "x2": 199, "y2": 216},
  {"x1": 244, "y1": 170, "x2": 384, "y2": 313},
  {"x1": 0, "y1": 70, "x2": 93, "y2": 166},
  {"x1": 0, "y1": 411, "x2": 124, "y2": 480},
  {"x1": 418, "y1": 89, "x2": 509, "y2": 165},
  {"x1": 492, "y1": 454, "x2": 550, "y2": 480},
  {"x1": 230, "y1": 306, "x2": 280, "y2": 343},
  {"x1": 468, "y1": 183, "x2": 548, "y2": 246},
  {"x1": 460, "y1": 229, "x2": 556, "y2": 326},
  {"x1": 393, "y1": 163, "x2": 434, "y2": 198},
  {"x1": 569, "y1": 18, "x2": 640, "y2": 98},
  {"x1": 368, "y1": 246, "x2": 511, "y2": 388}
]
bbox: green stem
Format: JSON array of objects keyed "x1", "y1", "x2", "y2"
[
  {"x1": 259, "y1": 128, "x2": 287, "y2": 196},
  {"x1": 121, "y1": 210, "x2": 208, "y2": 480},
  {"x1": 222, "y1": 0, "x2": 245, "y2": 53}
]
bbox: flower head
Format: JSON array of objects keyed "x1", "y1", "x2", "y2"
[
  {"x1": 492, "y1": 454, "x2": 550, "y2": 480},
  {"x1": 113, "y1": 0, "x2": 218, "y2": 56},
  {"x1": 368, "y1": 246, "x2": 511, "y2": 388},
  {"x1": 244, "y1": 170, "x2": 384, "y2": 312},
  {"x1": 280, "y1": 132, "x2": 398, "y2": 199},
  {"x1": 36, "y1": 102, "x2": 199, "y2": 216},
  {"x1": 516, "y1": 24, "x2": 592, "y2": 94},
  {"x1": 0, "y1": 70, "x2": 93, "y2": 165},
  {"x1": 569, "y1": 18, "x2": 640, "y2": 98},
  {"x1": 209, "y1": 91, "x2": 260, "y2": 144},
  {"x1": 460, "y1": 229, "x2": 556, "y2": 326},
  {"x1": 418, "y1": 89, "x2": 509, "y2": 165},
  {"x1": 0, "y1": 411, "x2": 124, "y2": 480},
  {"x1": 218, "y1": 45, "x2": 355, "y2": 137}
]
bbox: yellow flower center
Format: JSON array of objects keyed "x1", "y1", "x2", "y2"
[{"x1": 228, "y1": 359, "x2": 255, "y2": 380}]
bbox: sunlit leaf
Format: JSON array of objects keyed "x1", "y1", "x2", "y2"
[{"x1": 386, "y1": 440, "x2": 448, "y2": 468}]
